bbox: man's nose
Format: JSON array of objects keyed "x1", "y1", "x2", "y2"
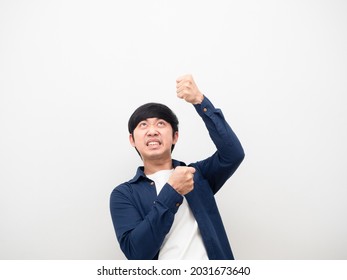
[{"x1": 146, "y1": 124, "x2": 159, "y2": 135}]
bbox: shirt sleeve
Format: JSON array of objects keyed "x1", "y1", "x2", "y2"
[
  {"x1": 192, "y1": 95, "x2": 245, "y2": 194},
  {"x1": 110, "y1": 182, "x2": 183, "y2": 260}
]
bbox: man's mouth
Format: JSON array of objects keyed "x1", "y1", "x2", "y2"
[{"x1": 146, "y1": 140, "x2": 161, "y2": 146}]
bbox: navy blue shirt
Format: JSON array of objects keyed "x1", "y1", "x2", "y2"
[{"x1": 110, "y1": 96, "x2": 245, "y2": 260}]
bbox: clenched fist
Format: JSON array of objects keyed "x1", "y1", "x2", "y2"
[
  {"x1": 176, "y1": 74, "x2": 204, "y2": 105},
  {"x1": 168, "y1": 166, "x2": 196, "y2": 195}
]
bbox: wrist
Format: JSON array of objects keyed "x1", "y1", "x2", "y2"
[{"x1": 193, "y1": 93, "x2": 204, "y2": 104}]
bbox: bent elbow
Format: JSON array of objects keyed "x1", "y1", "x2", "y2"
[{"x1": 237, "y1": 147, "x2": 245, "y2": 164}]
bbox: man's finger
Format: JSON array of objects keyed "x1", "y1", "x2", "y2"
[
  {"x1": 176, "y1": 74, "x2": 193, "y2": 84},
  {"x1": 188, "y1": 167, "x2": 196, "y2": 174},
  {"x1": 176, "y1": 75, "x2": 186, "y2": 83}
]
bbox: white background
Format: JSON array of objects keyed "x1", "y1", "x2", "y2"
[{"x1": 1, "y1": 0, "x2": 346, "y2": 260}]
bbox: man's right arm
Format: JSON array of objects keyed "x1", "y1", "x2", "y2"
[{"x1": 110, "y1": 182, "x2": 183, "y2": 260}]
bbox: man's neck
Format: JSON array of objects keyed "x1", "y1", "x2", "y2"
[{"x1": 143, "y1": 157, "x2": 173, "y2": 175}]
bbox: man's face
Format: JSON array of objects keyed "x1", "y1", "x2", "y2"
[{"x1": 129, "y1": 118, "x2": 178, "y2": 161}]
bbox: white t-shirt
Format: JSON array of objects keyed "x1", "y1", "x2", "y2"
[{"x1": 147, "y1": 169, "x2": 208, "y2": 260}]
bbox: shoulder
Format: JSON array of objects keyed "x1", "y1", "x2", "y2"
[
  {"x1": 110, "y1": 181, "x2": 133, "y2": 198},
  {"x1": 111, "y1": 166, "x2": 146, "y2": 195}
]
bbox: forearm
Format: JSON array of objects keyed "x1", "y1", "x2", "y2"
[
  {"x1": 195, "y1": 96, "x2": 244, "y2": 157},
  {"x1": 118, "y1": 207, "x2": 173, "y2": 259},
  {"x1": 193, "y1": 96, "x2": 245, "y2": 192},
  {"x1": 110, "y1": 184, "x2": 183, "y2": 259}
]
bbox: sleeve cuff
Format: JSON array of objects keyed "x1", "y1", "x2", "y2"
[
  {"x1": 194, "y1": 95, "x2": 216, "y2": 117},
  {"x1": 155, "y1": 183, "x2": 184, "y2": 214}
]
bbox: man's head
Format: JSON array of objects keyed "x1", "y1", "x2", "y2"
[{"x1": 128, "y1": 103, "x2": 179, "y2": 160}]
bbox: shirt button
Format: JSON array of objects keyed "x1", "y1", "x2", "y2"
[
  {"x1": 203, "y1": 107, "x2": 207, "y2": 112},
  {"x1": 150, "y1": 182, "x2": 154, "y2": 186},
  {"x1": 175, "y1": 203, "x2": 180, "y2": 207}
]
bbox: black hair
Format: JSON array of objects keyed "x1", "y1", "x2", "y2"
[{"x1": 128, "y1": 102, "x2": 179, "y2": 153}]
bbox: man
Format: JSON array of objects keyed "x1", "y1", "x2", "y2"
[{"x1": 110, "y1": 74, "x2": 245, "y2": 260}]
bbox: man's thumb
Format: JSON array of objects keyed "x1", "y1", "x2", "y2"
[{"x1": 188, "y1": 167, "x2": 196, "y2": 174}]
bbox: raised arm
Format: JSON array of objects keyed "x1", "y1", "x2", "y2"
[{"x1": 176, "y1": 74, "x2": 245, "y2": 193}]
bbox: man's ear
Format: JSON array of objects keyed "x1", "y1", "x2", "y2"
[
  {"x1": 129, "y1": 134, "x2": 136, "y2": 147},
  {"x1": 173, "y1": 131, "x2": 179, "y2": 145}
]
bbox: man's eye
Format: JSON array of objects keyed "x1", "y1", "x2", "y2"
[
  {"x1": 139, "y1": 122, "x2": 147, "y2": 128},
  {"x1": 157, "y1": 121, "x2": 165, "y2": 127}
]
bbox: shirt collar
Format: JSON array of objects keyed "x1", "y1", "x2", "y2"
[{"x1": 128, "y1": 159, "x2": 186, "y2": 183}]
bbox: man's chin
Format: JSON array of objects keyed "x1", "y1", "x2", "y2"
[{"x1": 143, "y1": 151, "x2": 170, "y2": 161}]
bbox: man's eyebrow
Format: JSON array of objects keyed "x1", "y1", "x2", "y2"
[
  {"x1": 137, "y1": 118, "x2": 161, "y2": 124},
  {"x1": 141, "y1": 118, "x2": 163, "y2": 122}
]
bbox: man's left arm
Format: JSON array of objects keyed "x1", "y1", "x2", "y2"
[{"x1": 176, "y1": 74, "x2": 245, "y2": 194}]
